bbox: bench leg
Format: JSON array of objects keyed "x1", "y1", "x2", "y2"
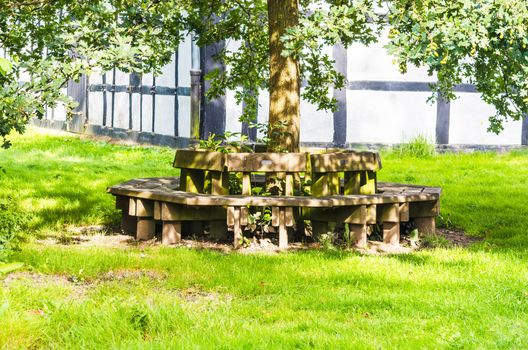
[
  {"x1": 210, "y1": 221, "x2": 228, "y2": 241},
  {"x1": 121, "y1": 213, "x2": 137, "y2": 235},
  {"x1": 383, "y1": 222, "x2": 400, "y2": 245},
  {"x1": 162, "y1": 221, "x2": 181, "y2": 245},
  {"x1": 137, "y1": 218, "x2": 155, "y2": 241},
  {"x1": 279, "y1": 207, "x2": 288, "y2": 249},
  {"x1": 414, "y1": 217, "x2": 436, "y2": 234},
  {"x1": 349, "y1": 224, "x2": 367, "y2": 248},
  {"x1": 233, "y1": 207, "x2": 242, "y2": 248}
]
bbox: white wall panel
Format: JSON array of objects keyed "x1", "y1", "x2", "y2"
[
  {"x1": 154, "y1": 96, "x2": 175, "y2": 135},
  {"x1": 178, "y1": 36, "x2": 192, "y2": 87},
  {"x1": 88, "y1": 91, "x2": 104, "y2": 125},
  {"x1": 348, "y1": 29, "x2": 436, "y2": 82},
  {"x1": 143, "y1": 72, "x2": 154, "y2": 86},
  {"x1": 114, "y1": 69, "x2": 129, "y2": 85},
  {"x1": 450, "y1": 93, "x2": 521, "y2": 145},
  {"x1": 89, "y1": 72, "x2": 103, "y2": 85},
  {"x1": 130, "y1": 93, "x2": 141, "y2": 131},
  {"x1": 112, "y1": 93, "x2": 129, "y2": 129},
  {"x1": 178, "y1": 96, "x2": 191, "y2": 137},
  {"x1": 347, "y1": 90, "x2": 436, "y2": 143},
  {"x1": 156, "y1": 54, "x2": 175, "y2": 87},
  {"x1": 52, "y1": 103, "x2": 67, "y2": 121},
  {"x1": 300, "y1": 99, "x2": 333, "y2": 143},
  {"x1": 141, "y1": 94, "x2": 153, "y2": 132},
  {"x1": 257, "y1": 92, "x2": 270, "y2": 139},
  {"x1": 225, "y1": 89, "x2": 243, "y2": 134}
]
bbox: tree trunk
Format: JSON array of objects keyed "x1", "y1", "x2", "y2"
[{"x1": 267, "y1": 0, "x2": 300, "y2": 153}]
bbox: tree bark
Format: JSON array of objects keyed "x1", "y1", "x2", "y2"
[{"x1": 267, "y1": 0, "x2": 300, "y2": 153}]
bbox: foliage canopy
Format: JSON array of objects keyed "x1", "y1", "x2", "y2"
[
  {"x1": 1, "y1": 0, "x2": 527, "y2": 147},
  {"x1": 0, "y1": 0, "x2": 184, "y2": 148}
]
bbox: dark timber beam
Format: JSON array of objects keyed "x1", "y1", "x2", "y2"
[
  {"x1": 522, "y1": 115, "x2": 528, "y2": 146},
  {"x1": 200, "y1": 42, "x2": 226, "y2": 139},
  {"x1": 346, "y1": 81, "x2": 477, "y2": 93},
  {"x1": 190, "y1": 38, "x2": 201, "y2": 140},
  {"x1": 129, "y1": 72, "x2": 141, "y2": 130},
  {"x1": 333, "y1": 43, "x2": 347, "y2": 146},
  {"x1": 436, "y1": 92, "x2": 451, "y2": 144},
  {"x1": 66, "y1": 73, "x2": 88, "y2": 133}
]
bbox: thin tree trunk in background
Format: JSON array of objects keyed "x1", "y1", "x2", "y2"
[{"x1": 267, "y1": 0, "x2": 300, "y2": 153}]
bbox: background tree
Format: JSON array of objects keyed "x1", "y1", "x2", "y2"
[
  {"x1": 186, "y1": 0, "x2": 378, "y2": 152},
  {"x1": 0, "y1": 0, "x2": 185, "y2": 148},
  {"x1": 1, "y1": 0, "x2": 527, "y2": 150},
  {"x1": 387, "y1": 0, "x2": 528, "y2": 134}
]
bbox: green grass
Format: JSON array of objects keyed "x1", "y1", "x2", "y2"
[
  {"x1": 380, "y1": 149, "x2": 528, "y2": 249},
  {"x1": 1, "y1": 128, "x2": 528, "y2": 349},
  {"x1": 0, "y1": 128, "x2": 176, "y2": 235}
]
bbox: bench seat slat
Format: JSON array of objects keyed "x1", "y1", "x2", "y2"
[{"x1": 108, "y1": 178, "x2": 440, "y2": 208}]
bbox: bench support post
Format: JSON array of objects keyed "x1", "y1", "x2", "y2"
[
  {"x1": 344, "y1": 171, "x2": 376, "y2": 195},
  {"x1": 279, "y1": 207, "x2": 288, "y2": 249},
  {"x1": 414, "y1": 217, "x2": 436, "y2": 234},
  {"x1": 121, "y1": 213, "x2": 137, "y2": 235},
  {"x1": 383, "y1": 222, "x2": 400, "y2": 245},
  {"x1": 232, "y1": 207, "x2": 242, "y2": 248},
  {"x1": 349, "y1": 224, "x2": 367, "y2": 248},
  {"x1": 162, "y1": 221, "x2": 182, "y2": 244},
  {"x1": 137, "y1": 218, "x2": 156, "y2": 241}
]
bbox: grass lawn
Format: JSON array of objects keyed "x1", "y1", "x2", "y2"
[{"x1": 1, "y1": 128, "x2": 527, "y2": 349}]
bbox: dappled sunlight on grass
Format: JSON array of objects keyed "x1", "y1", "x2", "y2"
[
  {"x1": 0, "y1": 128, "x2": 175, "y2": 234},
  {"x1": 21, "y1": 197, "x2": 62, "y2": 211}
]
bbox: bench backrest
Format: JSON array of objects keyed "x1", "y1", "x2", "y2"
[
  {"x1": 173, "y1": 149, "x2": 381, "y2": 197},
  {"x1": 173, "y1": 149, "x2": 229, "y2": 195},
  {"x1": 310, "y1": 151, "x2": 382, "y2": 196},
  {"x1": 225, "y1": 153, "x2": 308, "y2": 196}
]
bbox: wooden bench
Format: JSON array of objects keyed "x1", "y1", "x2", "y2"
[
  {"x1": 307, "y1": 150, "x2": 381, "y2": 245},
  {"x1": 108, "y1": 149, "x2": 441, "y2": 249}
]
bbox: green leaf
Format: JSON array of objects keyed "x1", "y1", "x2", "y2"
[
  {"x1": 0, "y1": 262, "x2": 24, "y2": 275},
  {"x1": 0, "y1": 58, "x2": 12, "y2": 76}
]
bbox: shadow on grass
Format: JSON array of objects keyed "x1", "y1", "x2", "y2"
[
  {"x1": 25, "y1": 180, "x2": 119, "y2": 229},
  {"x1": 0, "y1": 132, "x2": 174, "y2": 235}
]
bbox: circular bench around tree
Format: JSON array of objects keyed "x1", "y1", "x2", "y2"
[{"x1": 108, "y1": 149, "x2": 441, "y2": 249}]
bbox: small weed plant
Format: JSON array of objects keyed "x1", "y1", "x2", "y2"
[
  {"x1": 437, "y1": 214, "x2": 454, "y2": 229},
  {"x1": 422, "y1": 233, "x2": 452, "y2": 248},
  {"x1": 199, "y1": 131, "x2": 253, "y2": 153},
  {"x1": 0, "y1": 198, "x2": 29, "y2": 262},
  {"x1": 397, "y1": 135, "x2": 436, "y2": 158}
]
